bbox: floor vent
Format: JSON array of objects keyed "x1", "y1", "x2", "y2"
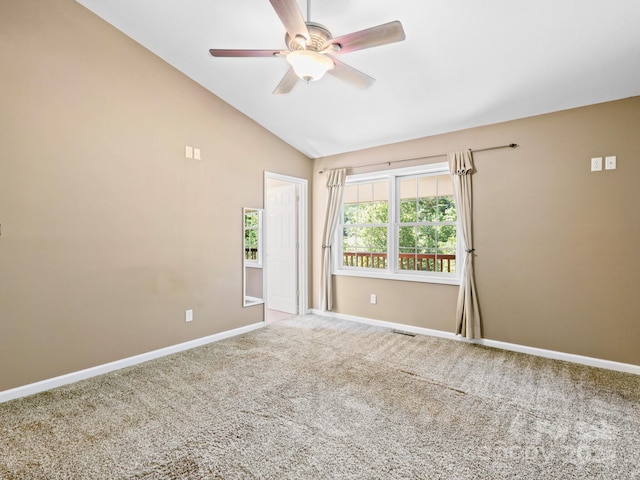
[{"x1": 392, "y1": 330, "x2": 416, "y2": 337}]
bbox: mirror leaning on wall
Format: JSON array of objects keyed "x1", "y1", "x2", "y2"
[{"x1": 243, "y1": 207, "x2": 264, "y2": 307}]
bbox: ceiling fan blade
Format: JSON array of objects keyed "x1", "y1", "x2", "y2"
[
  {"x1": 273, "y1": 67, "x2": 299, "y2": 95},
  {"x1": 326, "y1": 21, "x2": 406, "y2": 54},
  {"x1": 268, "y1": 0, "x2": 310, "y2": 43},
  {"x1": 209, "y1": 49, "x2": 283, "y2": 58},
  {"x1": 328, "y1": 58, "x2": 375, "y2": 89}
]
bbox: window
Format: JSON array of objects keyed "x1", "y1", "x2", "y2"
[
  {"x1": 342, "y1": 181, "x2": 389, "y2": 269},
  {"x1": 335, "y1": 163, "x2": 459, "y2": 284},
  {"x1": 397, "y1": 174, "x2": 457, "y2": 273}
]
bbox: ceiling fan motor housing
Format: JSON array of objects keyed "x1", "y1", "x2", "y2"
[{"x1": 286, "y1": 22, "x2": 332, "y2": 51}]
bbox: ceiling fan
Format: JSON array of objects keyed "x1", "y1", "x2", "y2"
[{"x1": 209, "y1": 0, "x2": 406, "y2": 94}]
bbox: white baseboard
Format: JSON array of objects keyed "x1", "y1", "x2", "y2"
[
  {"x1": 3, "y1": 312, "x2": 637, "y2": 404},
  {"x1": 310, "y1": 309, "x2": 640, "y2": 376},
  {"x1": 0, "y1": 322, "x2": 265, "y2": 404}
]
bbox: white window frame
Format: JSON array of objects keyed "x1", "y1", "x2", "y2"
[{"x1": 333, "y1": 162, "x2": 461, "y2": 285}]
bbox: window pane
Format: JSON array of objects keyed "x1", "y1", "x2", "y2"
[
  {"x1": 370, "y1": 253, "x2": 387, "y2": 269},
  {"x1": 438, "y1": 195, "x2": 457, "y2": 222},
  {"x1": 372, "y1": 182, "x2": 388, "y2": 202},
  {"x1": 399, "y1": 200, "x2": 416, "y2": 223},
  {"x1": 437, "y1": 226, "x2": 456, "y2": 273},
  {"x1": 437, "y1": 174, "x2": 454, "y2": 196},
  {"x1": 417, "y1": 226, "x2": 436, "y2": 271},
  {"x1": 418, "y1": 175, "x2": 438, "y2": 197},
  {"x1": 358, "y1": 183, "x2": 373, "y2": 202},
  {"x1": 399, "y1": 177, "x2": 417, "y2": 200},
  {"x1": 343, "y1": 203, "x2": 358, "y2": 224},
  {"x1": 344, "y1": 182, "x2": 388, "y2": 225},
  {"x1": 413, "y1": 226, "x2": 435, "y2": 271},
  {"x1": 342, "y1": 228, "x2": 358, "y2": 267},
  {"x1": 417, "y1": 248, "x2": 434, "y2": 271},
  {"x1": 437, "y1": 175, "x2": 457, "y2": 222},
  {"x1": 436, "y1": 225, "x2": 456, "y2": 273},
  {"x1": 355, "y1": 248, "x2": 372, "y2": 268},
  {"x1": 415, "y1": 175, "x2": 437, "y2": 222},
  {"x1": 352, "y1": 227, "x2": 369, "y2": 248},
  {"x1": 355, "y1": 250, "x2": 387, "y2": 269},
  {"x1": 343, "y1": 226, "x2": 387, "y2": 269},
  {"x1": 342, "y1": 227, "x2": 358, "y2": 251},
  {"x1": 370, "y1": 226, "x2": 387, "y2": 252},
  {"x1": 343, "y1": 184, "x2": 358, "y2": 204},
  {"x1": 416, "y1": 225, "x2": 437, "y2": 249},
  {"x1": 399, "y1": 177, "x2": 417, "y2": 223},
  {"x1": 342, "y1": 249, "x2": 356, "y2": 267},
  {"x1": 418, "y1": 197, "x2": 437, "y2": 222},
  {"x1": 437, "y1": 253, "x2": 456, "y2": 273},
  {"x1": 354, "y1": 251, "x2": 368, "y2": 268},
  {"x1": 346, "y1": 249, "x2": 387, "y2": 269},
  {"x1": 437, "y1": 225, "x2": 457, "y2": 254},
  {"x1": 356, "y1": 226, "x2": 385, "y2": 249},
  {"x1": 398, "y1": 226, "x2": 416, "y2": 249},
  {"x1": 372, "y1": 200, "x2": 389, "y2": 223},
  {"x1": 398, "y1": 252, "x2": 414, "y2": 270},
  {"x1": 341, "y1": 180, "x2": 390, "y2": 270},
  {"x1": 358, "y1": 202, "x2": 373, "y2": 224}
]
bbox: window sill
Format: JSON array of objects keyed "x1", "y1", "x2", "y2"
[{"x1": 333, "y1": 268, "x2": 460, "y2": 285}]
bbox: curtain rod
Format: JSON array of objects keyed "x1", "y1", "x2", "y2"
[{"x1": 318, "y1": 143, "x2": 518, "y2": 174}]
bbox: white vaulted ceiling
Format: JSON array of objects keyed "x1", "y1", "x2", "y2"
[{"x1": 75, "y1": 0, "x2": 640, "y2": 158}]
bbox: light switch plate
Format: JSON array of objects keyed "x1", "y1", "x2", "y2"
[
  {"x1": 591, "y1": 157, "x2": 602, "y2": 172},
  {"x1": 185, "y1": 146, "x2": 193, "y2": 159},
  {"x1": 605, "y1": 156, "x2": 616, "y2": 170},
  {"x1": 194, "y1": 148, "x2": 201, "y2": 160}
]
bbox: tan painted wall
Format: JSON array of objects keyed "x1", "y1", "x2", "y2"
[
  {"x1": 313, "y1": 97, "x2": 640, "y2": 365},
  {"x1": 0, "y1": 0, "x2": 311, "y2": 391}
]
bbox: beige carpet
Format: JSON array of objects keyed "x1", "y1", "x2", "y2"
[{"x1": 1, "y1": 315, "x2": 639, "y2": 479}]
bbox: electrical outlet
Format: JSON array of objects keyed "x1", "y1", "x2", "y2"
[
  {"x1": 370, "y1": 294, "x2": 377, "y2": 305},
  {"x1": 185, "y1": 309, "x2": 193, "y2": 323},
  {"x1": 591, "y1": 157, "x2": 602, "y2": 172},
  {"x1": 194, "y1": 148, "x2": 201, "y2": 160},
  {"x1": 605, "y1": 155, "x2": 616, "y2": 170},
  {"x1": 185, "y1": 146, "x2": 193, "y2": 159}
]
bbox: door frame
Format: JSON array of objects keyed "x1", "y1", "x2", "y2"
[{"x1": 263, "y1": 172, "x2": 308, "y2": 320}]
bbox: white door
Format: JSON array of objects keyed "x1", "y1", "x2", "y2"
[{"x1": 266, "y1": 184, "x2": 298, "y2": 314}]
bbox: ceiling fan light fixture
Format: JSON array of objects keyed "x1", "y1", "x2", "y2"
[{"x1": 286, "y1": 49, "x2": 334, "y2": 82}]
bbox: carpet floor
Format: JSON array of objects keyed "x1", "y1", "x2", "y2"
[{"x1": 1, "y1": 315, "x2": 639, "y2": 479}]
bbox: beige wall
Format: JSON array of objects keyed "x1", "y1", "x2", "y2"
[
  {"x1": 0, "y1": 0, "x2": 311, "y2": 391},
  {"x1": 313, "y1": 97, "x2": 640, "y2": 365}
]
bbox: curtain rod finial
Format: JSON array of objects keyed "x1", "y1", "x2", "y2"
[{"x1": 509, "y1": 143, "x2": 518, "y2": 148}]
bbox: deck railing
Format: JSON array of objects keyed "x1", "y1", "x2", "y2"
[
  {"x1": 245, "y1": 248, "x2": 455, "y2": 272},
  {"x1": 343, "y1": 252, "x2": 456, "y2": 272}
]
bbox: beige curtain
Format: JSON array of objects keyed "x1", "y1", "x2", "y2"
[
  {"x1": 448, "y1": 150, "x2": 481, "y2": 339},
  {"x1": 320, "y1": 168, "x2": 347, "y2": 311}
]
